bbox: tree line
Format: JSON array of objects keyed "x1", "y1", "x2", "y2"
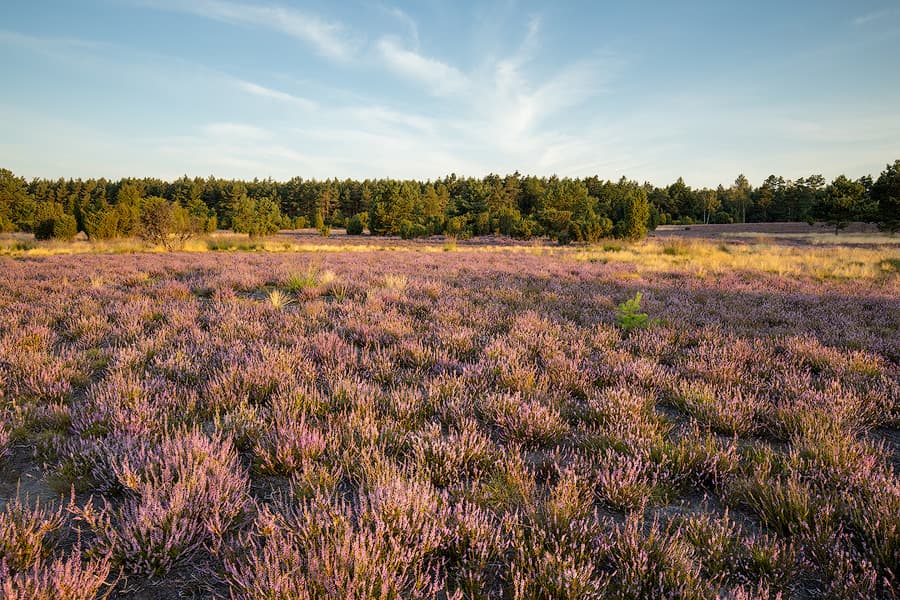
[{"x1": 1, "y1": 161, "x2": 898, "y2": 244}]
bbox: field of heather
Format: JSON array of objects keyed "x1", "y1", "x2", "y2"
[{"x1": 1, "y1": 238, "x2": 898, "y2": 599}]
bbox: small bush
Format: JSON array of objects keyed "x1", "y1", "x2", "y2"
[
  {"x1": 592, "y1": 449, "x2": 660, "y2": 512},
  {"x1": 72, "y1": 431, "x2": 250, "y2": 576},
  {"x1": 33, "y1": 203, "x2": 77, "y2": 241},
  {"x1": 615, "y1": 292, "x2": 649, "y2": 332},
  {"x1": 346, "y1": 213, "x2": 366, "y2": 235},
  {"x1": 0, "y1": 549, "x2": 113, "y2": 600},
  {"x1": 0, "y1": 493, "x2": 66, "y2": 572}
]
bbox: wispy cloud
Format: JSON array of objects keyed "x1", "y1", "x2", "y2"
[
  {"x1": 376, "y1": 37, "x2": 470, "y2": 96},
  {"x1": 140, "y1": 0, "x2": 357, "y2": 60},
  {"x1": 234, "y1": 80, "x2": 317, "y2": 110},
  {"x1": 202, "y1": 122, "x2": 272, "y2": 140},
  {"x1": 852, "y1": 8, "x2": 898, "y2": 26},
  {"x1": 381, "y1": 5, "x2": 420, "y2": 49},
  {"x1": 0, "y1": 29, "x2": 105, "y2": 51}
]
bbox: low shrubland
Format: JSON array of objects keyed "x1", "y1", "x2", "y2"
[{"x1": 0, "y1": 239, "x2": 897, "y2": 597}]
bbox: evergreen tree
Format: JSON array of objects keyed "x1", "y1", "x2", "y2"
[
  {"x1": 0, "y1": 168, "x2": 34, "y2": 232},
  {"x1": 817, "y1": 175, "x2": 871, "y2": 234},
  {"x1": 619, "y1": 187, "x2": 650, "y2": 241},
  {"x1": 33, "y1": 202, "x2": 77, "y2": 240},
  {"x1": 871, "y1": 160, "x2": 900, "y2": 233}
]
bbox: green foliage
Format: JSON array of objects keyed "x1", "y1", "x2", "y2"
[
  {"x1": 139, "y1": 196, "x2": 197, "y2": 250},
  {"x1": 284, "y1": 265, "x2": 320, "y2": 292},
  {"x1": 872, "y1": 159, "x2": 900, "y2": 233},
  {"x1": 615, "y1": 292, "x2": 649, "y2": 332},
  {"x1": 618, "y1": 187, "x2": 650, "y2": 241},
  {"x1": 232, "y1": 195, "x2": 281, "y2": 237},
  {"x1": 511, "y1": 216, "x2": 539, "y2": 240},
  {"x1": 816, "y1": 175, "x2": 875, "y2": 234},
  {"x1": 82, "y1": 199, "x2": 119, "y2": 240},
  {"x1": 345, "y1": 212, "x2": 367, "y2": 235},
  {"x1": 33, "y1": 202, "x2": 77, "y2": 241},
  {"x1": 4, "y1": 160, "x2": 900, "y2": 244},
  {"x1": 0, "y1": 168, "x2": 35, "y2": 232},
  {"x1": 399, "y1": 220, "x2": 428, "y2": 239},
  {"x1": 445, "y1": 215, "x2": 469, "y2": 237}
]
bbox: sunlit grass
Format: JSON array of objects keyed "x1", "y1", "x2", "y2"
[
  {"x1": 2, "y1": 232, "x2": 897, "y2": 284},
  {"x1": 574, "y1": 239, "x2": 900, "y2": 281}
]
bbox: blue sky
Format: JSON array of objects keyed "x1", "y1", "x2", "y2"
[{"x1": 1, "y1": 0, "x2": 899, "y2": 186}]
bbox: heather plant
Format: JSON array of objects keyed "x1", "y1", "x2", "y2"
[
  {"x1": 591, "y1": 448, "x2": 662, "y2": 512},
  {"x1": 0, "y1": 492, "x2": 66, "y2": 572},
  {"x1": 410, "y1": 420, "x2": 494, "y2": 487},
  {"x1": 728, "y1": 461, "x2": 819, "y2": 538},
  {"x1": 472, "y1": 448, "x2": 537, "y2": 512},
  {"x1": 223, "y1": 485, "x2": 451, "y2": 600},
  {"x1": 842, "y1": 476, "x2": 900, "y2": 585},
  {"x1": 543, "y1": 465, "x2": 595, "y2": 527},
  {"x1": 1, "y1": 238, "x2": 898, "y2": 597},
  {"x1": 0, "y1": 549, "x2": 114, "y2": 600},
  {"x1": 0, "y1": 417, "x2": 10, "y2": 461},
  {"x1": 213, "y1": 400, "x2": 264, "y2": 451},
  {"x1": 289, "y1": 459, "x2": 345, "y2": 501},
  {"x1": 669, "y1": 380, "x2": 761, "y2": 436},
  {"x1": 73, "y1": 431, "x2": 250, "y2": 576},
  {"x1": 443, "y1": 500, "x2": 508, "y2": 597},
  {"x1": 677, "y1": 510, "x2": 799, "y2": 594},
  {"x1": 253, "y1": 404, "x2": 327, "y2": 475},
  {"x1": 655, "y1": 423, "x2": 741, "y2": 492},
  {"x1": 480, "y1": 392, "x2": 567, "y2": 448},
  {"x1": 579, "y1": 385, "x2": 667, "y2": 453},
  {"x1": 599, "y1": 513, "x2": 709, "y2": 599},
  {"x1": 509, "y1": 519, "x2": 609, "y2": 599}
]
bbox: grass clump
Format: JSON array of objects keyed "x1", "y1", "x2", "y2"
[{"x1": 283, "y1": 264, "x2": 320, "y2": 292}]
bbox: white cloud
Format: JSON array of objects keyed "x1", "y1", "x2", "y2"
[
  {"x1": 202, "y1": 122, "x2": 272, "y2": 140},
  {"x1": 381, "y1": 5, "x2": 420, "y2": 49},
  {"x1": 234, "y1": 79, "x2": 317, "y2": 110},
  {"x1": 141, "y1": 0, "x2": 356, "y2": 60},
  {"x1": 852, "y1": 9, "x2": 897, "y2": 26},
  {"x1": 376, "y1": 37, "x2": 470, "y2": 96}
]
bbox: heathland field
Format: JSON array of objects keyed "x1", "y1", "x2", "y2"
[{"x1": 1, "y1": 235, "x2": 899, "y2": 599}]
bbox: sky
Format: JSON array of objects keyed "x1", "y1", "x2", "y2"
[{"x1": 1, "y1": 0, "x2": 899, "y2": 187}]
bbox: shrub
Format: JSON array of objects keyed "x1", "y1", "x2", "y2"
[
  {"x1": 223, "y1": 483, "x2": 451, "y2": 599},
  {"x1": 139, "y1": 196, "x2": 197, "y2": 250},
  {"x1": 592, "y1": 449, "x2": 660, "y2": 512},
  {"x1": 72, "y1": 431, "x2": 250, "y2": 576},
  {"x1": 400, "y1": 220, "x2": 429, "y2": 239},
  {"x1": 655, "y1": 424, "x2": 740, "y2": 492},
  {"x1": 253, "y1": 404, "x2": 326, "y2": 475},
  {"x1": 669, "y1": 381, "x2": 760, "y2": 436},
  {"x1": 0, "y1": 493, "x2": 66, "y2": 572},
  {"x1": 600, "y1": 513, "x2": 708, "y2": 599},
  {"x1": 410, "y1": 420, "x2": 493, "y2": 487},
  {"x1": 728, "y1": 464, "x2": 818, "y2": 538},
  {"x1": 482, "y1": 393, "x2": 567, "y2": 448},
  {"x1": 0, "y1": 550, "x2": 113, "y2": 600},
  {"x1": 346, "y1": 213, "x2": 366, "y2": 235},
  {"x1": 615, "y1": 292, "x2": 649, "y2": 332},
  {"x1": 33, "y1": 203, "x2": 77, "y2": 241}
]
